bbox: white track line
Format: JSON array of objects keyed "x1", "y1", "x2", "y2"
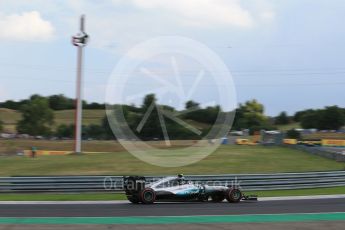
[{"x1": 259, "y1": 194, "x2": 345, "y2": 201}]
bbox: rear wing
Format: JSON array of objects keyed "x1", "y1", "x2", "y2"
[{"x1": 123, "y1": 176, "x2": 146, "y2": 193}]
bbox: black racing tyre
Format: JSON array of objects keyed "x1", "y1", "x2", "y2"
[
  {"x1": 197, "y1": 185, "x2": 208, "y2": 202},
  {"x1": 226, "y1": 188, "x2": 242, "y2": 203},
  {"x1": 197, "y1": 194, "x2": 209, "y2": 202},
  {"x1": 211, "y1": 193, "x2": 225, "y2": 202},
  {"x1": 127, "y1": 196, "x2": 140, "y2": 204},
  {"x1": 140, "y1": 188, "x2": 156, "y2": 204}
]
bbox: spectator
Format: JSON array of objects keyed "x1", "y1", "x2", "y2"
[{"x1": 31, "y1": 146, "x2": 37, "y2": 158}]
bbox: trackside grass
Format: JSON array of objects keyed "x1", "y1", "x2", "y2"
[
  {"x1": 0, "y1": 193, "x2": 126, "y2": 201},
  {"x1": 0, "y1": 145, "x2": 344, "y2": 176}
]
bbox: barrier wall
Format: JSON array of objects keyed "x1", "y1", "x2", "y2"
[
  {"x1": 24, "y1": 150, "x2": 72, "y2": 156},
  {"x1": 322, "y1": 139, "x2": 345, "y2": 147},
  {"x1": 235, "y1": 139, "x2": 257, "y2": 145},
  {"x1": 283, "y1": 139, "x2": 297, "y2": 145},
  {"x1": 283, "y1": 139, "x2": 345, "y2": 147}
]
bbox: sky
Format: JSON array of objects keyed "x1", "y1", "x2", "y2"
[{"x1": 0, "y1": 0, "x2": 344, "y2": 115}]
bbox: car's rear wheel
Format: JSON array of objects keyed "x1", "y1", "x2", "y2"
[
  {"x1": 226, "y1": 188, "x2": 242, "y2": 203},
  {"x1": 140, "y1": 188, "x2": 156, "y2": 204},
  {"x1": 211, "y1": 193, "x2": 225, "y2": 202}
]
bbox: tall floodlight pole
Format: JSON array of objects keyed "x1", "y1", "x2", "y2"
[{"x1": 72, "y1": 15, "x2": 89, "y2": 153}]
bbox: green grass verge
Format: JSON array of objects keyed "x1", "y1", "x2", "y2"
[
  {"x1": 0, "y1": 193, "x2": 126, "y2": 201},
  {"x1": 253, "y1": 186, "x2": 345, "y2": 197},
  {"x1": 0, "y1": 145, "x2": 344, "y2": 176},
  {"x1": 0, "y1": 186, "x2": 344, "y2": 201}
]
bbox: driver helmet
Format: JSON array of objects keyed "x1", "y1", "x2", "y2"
[{"x1": 177, "y1": 174, "x2": 185, "y2": 185}]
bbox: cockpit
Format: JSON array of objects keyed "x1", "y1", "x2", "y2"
[{"x1": 150, "y1": 175, "x2": 189, "y2": 189}]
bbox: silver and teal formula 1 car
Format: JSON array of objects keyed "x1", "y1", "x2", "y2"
[{"x1": 123, "y1": 174, "x2": 257, "y2": 204}]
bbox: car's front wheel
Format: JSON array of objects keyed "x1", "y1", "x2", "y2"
[
  {"x1": 226, "y1": 188, "x2": 242, "y2": 203},
  {"x1": 140, "y1": 188, "x2": 156, "y2": 204}
]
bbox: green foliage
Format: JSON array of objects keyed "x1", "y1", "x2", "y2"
[
  {"x1": 300, "y1": 110, "x2": 319, "y2": 129},
  {"x1": 286, "y1": 129, "x2": 301, "y2": 139},
  {"x1": 84, "y1": 124, "x2": 106, "y2": 139},
  {"x1": 232, "y1": 99, "x2": 272, "y2": 132},
  {"x1": 183, "y1": 101, "x2": 220, "y2": 124},
  {"x1": 293, "y1": 109, "x2": 313, "y2": 122},
  {"x1": 55, "y1": 123, "x2": 112, "y2": 140},
  {"x1": 101, "y1": 116, "x2": 116, "y2": 140},
  {"x1": 5, "y1": 93, "x2": 345, "y2": 138},
  {"x1": 0, "y1": 119, "x2": 3, "y2": 132},
  {"x1": 84, "y1": 102, "x2": 104, "y2": 109},
  {"x1": 136, "y1": 94, "x2": 162, "y2": 140},
  {"x1": 48, "y1": 94, "x2": 74, "y2": 110},
  {"x1": 0, "y1": 99, "x2": 28, "y2": 110},
  {"x1": 275, "y1": 111, "x2": 290, "y2": 125},
  {"x1": 103, "y1": 95, "x2": 213, "y2": 140},
  {"x1": 185, "y1": 100, "x2": 200, "y2": 109},
  {"x1": 16, "y1": 97, "x2": 54, "y2": 136},
  {"x1": 319, "y1": 106, "x2": 345, "y2": 130},
  {"x1": 55, "y1": 124, "x2": 74, "y2": 138},
  {"x1": 0, "y1": 94, "x2": 106, "y2": 111},
  {"x1": 300, "y1": 106, "x2": 345, "y2": 130}
]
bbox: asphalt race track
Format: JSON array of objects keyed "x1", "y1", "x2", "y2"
[{"x1": 0, "y1": 198, "x2": 344, "y2": 217}]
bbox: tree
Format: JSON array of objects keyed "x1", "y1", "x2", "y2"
[
  {"x1": 240, "y1": 99, "x2": 266, "y2": 126},
  {"x1": 318, "y1": 106, "x2": 345, "y2": 130},
  {"x1": 0, "y1": 100, "x2": 19, "y2": 110},
  {"x1": 84, "y1": 102, "x2": 105, "y2": 110},
  {"x1": 185, "y1": 100, "x2": 200, "y2": 109},
  {"x1": 55, "y1": 124, "x2": 74, "y2": 138},
  {"x1": 48, "y1": 94, "x2": 74, "y2": 110},
  {"x1": 84, "y1": 124, "x2": 106, "y2": 139},
  {"x1": 17, "y1": 97, "x2": 54, "y2": 136},
  {"x1": 275, "y1": 111, "x2": 290, "y2": 125},
  {"x1": 183, "y1": 100, "x2": 220, "y2": 124},
  {"x1": 293, "y1": 109, "x2": 314, "y2": 122},
  {"x1": 300, "y1": 106, "x2": 345, "y2": 130},
  {"x1": 0, "y1": 119, "x2": 3, "y2": 132},
  {"x1": 0, "y1": 99, "x2": 29, "y2": 110},
  {"x1": 300, "y1": 110, "x2": 320, "y2": 129},
  {"x1": 101, "y1": 116, "x2": 116, "y2": 139},
  {"x1": 197, "y1": 106, "x2": 221, "y2": 124},
  {"x1": 138, "y1": 94, "x2": 162, "y2": 140},
  {"x1": 286, "y1": 129, "x2": 301, "y2": 139},
  {"x1": 232, "y1": 99, "x2": 272, "y2": 133}
]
